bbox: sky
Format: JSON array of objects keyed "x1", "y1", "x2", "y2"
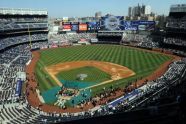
[{"x1": 1, "y1": 0, "x2": 185, "y2": 17}]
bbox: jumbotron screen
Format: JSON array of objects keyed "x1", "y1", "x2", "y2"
[
  {"x1": 79, "y1": 23, "x2": 88, "y2": 31},
  {"x1": 100, "y1": 16, "x2": 155, "y2": 31},
  {"x1": 62, "y1": 24, "x2": 71, "y2": 31},
  {"x1": 123, "y1": 21, "x2": 138, "y2": 31},
  {"x1": 62, "y1": 22, "x2": 71, "y2": 31},
  {"x1": 100, "y1": 16, "x2": 125, "y2": 31},
  {"x1": 138, "y1": 21, "x2": 155, "y2": 31},
  {"x1": 71, "y1": 24, "x2": 79, "y2": 31},
  {"x1": 88, "y1": 22, "x2": 97, "y2": 30}
]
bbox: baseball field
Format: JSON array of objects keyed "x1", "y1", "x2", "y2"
[{"x1": 35, "y1": 44, "x2": 172, "y2": 105}]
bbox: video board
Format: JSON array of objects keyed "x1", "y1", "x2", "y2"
[
  {"x1": 100, "y1": 16, "x2": 124, "y2": 31},
  {"x1": 123, "y1": 21, "x2": 138, "y2": 31},
  {"x1": 138, "y1": 21, "x2": 155, "y2": 31},
  {"x1": 62, "y1": 24, "x2": 71, "y2": 31},
  {"x1": 87, "y1": 22, "x2": 97, "y2": 30},
  {"x1": 62, "y1": 22, "x2": 71, "y2": 31},
  {"x1": 71, "y1": 25, "x2": 78, "y2": 31},
  {"x1": 79, "y1": 23, "x2": 88, "y2": 31},
  {"x1": 100, "y1": 16, "x2": 155, "y2": 31},
  {"x1": 130, "y1": 21, "x2": 156, "y2": 31},
  {"x1": 61, "y1": 19, "x2": 155, "y2": 32}
]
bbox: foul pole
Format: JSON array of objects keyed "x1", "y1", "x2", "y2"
[{"x1": 28, "y1": 24, "x2": 32, "y2": 49}]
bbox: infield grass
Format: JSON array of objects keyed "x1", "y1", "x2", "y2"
[{"x1": 56, "y1": 66, "x2": 111, "y2": 83}]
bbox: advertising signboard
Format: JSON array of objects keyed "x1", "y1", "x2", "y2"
[
  {"x1": 131, "y1": 21, "x2": 155, "y2": 31},
  {"x1": 71, "y1": 24, "x2": 78, "y2": 31},
  {"x1": 79, "y1": 24, "x2": 87, "y2": 31},
  {"x1": 138, "y1": 21, "x2": 155, "y2": 31},
  {"x1": 88, "y1": 22, "x2": 97, "y2": 30},
  {"x1": 123, "y1": 21, "x2": 138, "y2": 31},
  {"x1": 62, "y1": 24, "x2": 71, "y2": 31}
]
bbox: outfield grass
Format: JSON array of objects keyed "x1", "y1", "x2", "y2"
[
  {"x1": 56, "y1": 66, "x2": 111, "y2": 83},
  {"x1": 35, "y1": 45, "x2": 172, "y2": 94},
  {"x1": 35, "y1": 61, "x2": 58, "y2": 92}
]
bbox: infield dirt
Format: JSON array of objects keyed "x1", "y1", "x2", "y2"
[{"x1": 45, "y1": 61, "x2": 135, "y2": 89}]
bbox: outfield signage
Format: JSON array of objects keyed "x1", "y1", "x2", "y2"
[
  {"x1": 79, "y1": 24, "x2": 87, "y2": 31},
  {"x1": 99, "y1": 16, "x2": 155, "y2": 31},
  {"x1": 131, "y1": 20, "x2": 156, "y2": 31},
  {"x1": 62, "y1": 24, "x2": 71, "y2": 31},
  {"x1": 71, "y1": 24, "x2": 79, "y2": 31},
  {"x1": 87, "y1": 22, "x2": 97, "y2": 30},
  {"x1": 60, "y1": 20, "x2": 155, "y2": 32},
  {"x1": 15, "y1": 78, "x2": 23, "y2": 97},
  {"x1": 123, "y1": 21, "x2": 138, "y2": 31},
  {"x1": 100, "y1": 16, "x2": 125, "y2": 31}
]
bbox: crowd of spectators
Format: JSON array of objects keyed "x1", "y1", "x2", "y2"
[
  {"x1": 0, "y1": 42, "x2": 49, "y2": 105},
  {"x1": 166, "y1": 17, "x2": 186, "y2": 29},
  {"x1": 0, "y1": 17, "x2": 47, "y2": 24},
  {"x1": 121, "y1": 33, "x2": 159, "y2": 49},
  {"x1": 0, "y1": 23, "x2": 48, "y2": 31},
  {"x1": 0, "y1": 17, "x2": 48, "y2": 32},
  {"x1": 0, "y1": 34, "x2": 48, "y2": 50},
  {"x1": 122, "y1": 34, "x2": 147, "y2": 43},
  {"x1": 163, "y1": 37, "x2": 186, "y2": 47},
  {"x1": 49, "y1": 33, "x2": 97, "y2": 43},
  {"x1": 137, "y1": 37, "x2": 159, "y2": 48}
]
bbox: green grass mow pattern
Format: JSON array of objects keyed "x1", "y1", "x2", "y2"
[
  {"x1": 56, "y1": 66, "x2": 111, "y2": 83},
  {"x1": 35, "y1": 45, "x2": 172, "y2": 95}
]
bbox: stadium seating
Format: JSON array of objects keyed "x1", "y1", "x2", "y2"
[
  {"x1": 0, "y1": 103, "x2": 64, "y2": 124},
  {"x1": 0, "y1": 34, "x2": 48, "y2": 50},
  {"x1": 49, "y1": 33, "x2": 97, "y2": 43},
  {"x1": 0, "y1": 42, "x2": 48, "y2": 105},
  {"x1": 166, "y1": 17, "x2": 186, "y2": 29},
  {"x1": 137, "y1": 37, "x2": 159, "y2": 48},
  {"x1": 122, "y1": 34, "x2": 147, "y2": 43},
  {"x1": 0, "y1": 16, "x2": 48, "y2": 32},
  {"x1": 163, "y1": 37, "x2": 186, "y2": 47}
]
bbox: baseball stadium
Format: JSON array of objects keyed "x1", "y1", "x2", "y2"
[{"x1": 0, "y1": 1, "x2": 186, "y2": 124}]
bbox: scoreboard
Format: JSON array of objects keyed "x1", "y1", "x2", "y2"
[
  {"x1": 100, "y1": 16, "x2": 124, "y2": 31},
  {"x1": 79, "y1": 23, "x2": 88, "y2": 31},
  {"x1": 99, "y1": 16, "x2": 155, "y2": 31},
  {"x1": 123, "y1": 21, "x2": 138, "y2": 31},
  {"x1": 60, "y1": 16, "x2": 156, "y2": 32}
]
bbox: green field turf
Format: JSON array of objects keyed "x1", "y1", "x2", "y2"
[
  {"x1": 35, "y1": 45, "x2": 172, "y2": 95},
  {"x1": 56, "y1": 66, "x2": 111, "y2": 83}
]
